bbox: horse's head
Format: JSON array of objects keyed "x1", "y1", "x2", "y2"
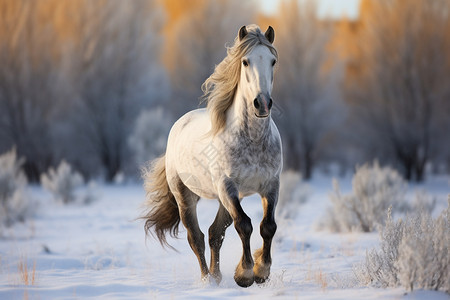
[
  {"x1": 238, "y1": 25, "x2": 277, "y2": 119},
  {"x1": 201, "y1": 24, "x2": 278, "y2": 135}
]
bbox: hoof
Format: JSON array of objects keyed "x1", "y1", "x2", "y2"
[
  {"x1": 234, "y1": 274, "x2": 254, "y2": 287},
  {"x1": 201, "y1": 274, "x2": 209, "y2": 283},
  {"x1": 253, "y1": 262, "x2": 270, "y2": 284},
  {"x1": 254, "y1": 275, "x2": 268, "y2": 284},
  {"x1": 210, "y1": 271, "x2": 222, "y2": 285},
  {"x1": 234, "y1": 268, "x2": 254, "y2": 287},
  {"x1": 200, "y1": 271, "x2": 211, "y2": 284}
]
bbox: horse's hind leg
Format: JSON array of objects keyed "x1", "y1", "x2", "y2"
[
  {"x1": 208, "y1": 202, "x2": 232, "y2": 284},
  {"x1": 254, "y1": 179, "x2": 279, "y2": 284},
  {"x1": 170, "y1": 177, "x2": 209, "y2": 280}
]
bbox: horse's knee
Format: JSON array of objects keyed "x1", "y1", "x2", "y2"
[
  {"x1": 260, "y1": 219, "x2": 277, "y2": 240},
  {"x1": 235, "y1": 215, "x2": 253, "y2": 238}
]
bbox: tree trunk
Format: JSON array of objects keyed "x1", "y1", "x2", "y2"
[
  {"x1": 404, "y1": 163, "x2": 412, "y2": 181},
  {"x1": 23, "y1": 161, "x2": 40, "y2": 183},
  {"x1": 286, "y1": 137, "x2": 300, "y2": 170},
  {"x1": 302, "y1": 149, "x2": 313, "y2": 180},
  {"x1": 414, "y1": 159, "x2": 426, "y2": 182}
]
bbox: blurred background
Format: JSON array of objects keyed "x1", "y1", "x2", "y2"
[{"x1": 0, "y1": 0, "x2": 449, "y2": 183}]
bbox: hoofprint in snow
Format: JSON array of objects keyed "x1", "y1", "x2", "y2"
[{"x1": 0, "y1": 175, "x2": 448, "y2": 299}]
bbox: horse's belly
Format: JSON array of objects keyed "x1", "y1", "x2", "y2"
[{"x1": 179, "y1": 171, "x2": 217, "y2": 199}]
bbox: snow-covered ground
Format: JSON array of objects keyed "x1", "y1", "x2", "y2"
[{"x1": 0, "y1": 174, "x2": 448, "y2": 299}]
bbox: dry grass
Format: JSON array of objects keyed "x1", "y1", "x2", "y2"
[
  {"x1": 306, "y1": 265, "x2": 328, "y2": 291},
  {"x1": 18, "y1": 257, "x2": 36, "y2": 286}
]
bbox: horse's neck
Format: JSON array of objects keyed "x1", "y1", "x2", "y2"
[{"x1": 226, "y1": 87, "x2": 271, "y2": 142}]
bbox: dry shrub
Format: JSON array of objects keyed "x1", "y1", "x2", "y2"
[
  {"x1": 128, "y1": 108, "x2": 173, "y2": 166},
  {"x1": 41, "y1": 160, "x2": 93, "y2": 204},
  {"x1": 0, "y1": 149, "x2": 33, "y2": 227},
  {"x1": 319, "y1": 162, "x2": 434, "y2": 232},
  {"x1": 355, "y1": 202, "x2": 449, "y2": 293}
]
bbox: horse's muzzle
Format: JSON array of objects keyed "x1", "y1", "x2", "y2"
[{"x1": 253, "y1": 93, "x2": 272, "y2": 118}]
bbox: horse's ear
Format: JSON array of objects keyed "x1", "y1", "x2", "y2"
[
  {"x1": 239, "y1": 25, "x2": 248, "y2": 41},
  {"x1": 265, "y1": 26, "x2": 275, "y2": 44}
]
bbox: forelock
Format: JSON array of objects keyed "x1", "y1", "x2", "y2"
[{"x1": 233, "y1": 25, "x2": 278, "y2": 59}]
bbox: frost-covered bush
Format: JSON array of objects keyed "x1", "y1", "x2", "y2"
[
  {"x1": 0, "y1": 149, "x2": 33, "y2": 226},
  {"x1": 82, "y1": 181, "x2": 99, "y2": 205},
  {"x1": 320, "y1": 162, "x2": 408, "y2": 232},
  {"x1": 41, "y1": 161, "x2": 84, "y2": 204},
  {"x1": 355, "y1": 202, "x2": 449, "y2": 293},
  {"x1": 277, "y1": 171, "x2": 310, "y2": 219},
  {"x1": 128, "y1": 108, "x2": 173, "y2": 166},
  {"x1": 409, "y1": 190, "x2": 436, "y2": 214}
]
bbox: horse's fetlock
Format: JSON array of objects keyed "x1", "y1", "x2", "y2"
[
  {"x1": 235, "y1": 216, "x2": 253, "y2": 237},
  {"x1": 260, "y1": 220, "x2": 277, "y2": 240}
]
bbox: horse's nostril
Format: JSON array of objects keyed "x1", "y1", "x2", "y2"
[
  {"x1": 253, "y1": 98, "x2": 260, "y2": 109},
  {"x1": 268, "y1": 98, "x2": 273, "y2": 109}
]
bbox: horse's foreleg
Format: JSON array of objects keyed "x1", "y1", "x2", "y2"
[
  {"x1": 208, "y1": 202, "x2": 232, "y2": 284},
  {"x1": 254, "y1": 179, "x2": 279, "y2": 284},
  {"x1": 219, "y1": 178, "x2": 254, "y2": 287}
]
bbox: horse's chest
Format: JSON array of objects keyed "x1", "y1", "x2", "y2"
[{"x1": 226, "y1": 142, "x2": 280, "y2": 190}]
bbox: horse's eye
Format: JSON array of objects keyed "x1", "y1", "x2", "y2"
[
  {"x1": 242, "y1": 59, "x2": 249, "y2": 67},
  {"x1": 271, "y1": 59, "x2": 276, "y2": 67}
]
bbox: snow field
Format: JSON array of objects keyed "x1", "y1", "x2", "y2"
[{"x1": 0, "y1": 175, "x2": 448, "y2": 299}]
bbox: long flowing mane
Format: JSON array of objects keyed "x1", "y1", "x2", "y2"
[{"x1": 201, "y1": 25, "x2": 278, "y2": 135}]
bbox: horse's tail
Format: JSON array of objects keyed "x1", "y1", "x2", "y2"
[{"x1": 141, "y1": 154, "x2": 180, "y2": 249}]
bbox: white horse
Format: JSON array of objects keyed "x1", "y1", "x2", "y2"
[{"x1": 142, "y1": 24, "x2": 282, "y2": 287}]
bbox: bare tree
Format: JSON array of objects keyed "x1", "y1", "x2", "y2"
[
  {"x1": 65, "y1": 0, "x2": 167, "y2": 181},
  {"x1": 167, "y1": 0, "x2": 254, "y2": 117},
  {"x1": 0, "y1": 0, "x2": 66, "y2": 181},
  {"x1": 273, "y1": 0, "x2": 338, "y2": 179},
  {"x1": 345, "y1": 0, "x2": 450, "y2": 181}
]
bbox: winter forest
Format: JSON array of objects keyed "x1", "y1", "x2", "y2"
[
  {"x1": 0, "y1": 0, "x2": 449, "y2": 299},
  {"x1": 1, "y1": 0, "x2": 449, "y2": 183}
]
